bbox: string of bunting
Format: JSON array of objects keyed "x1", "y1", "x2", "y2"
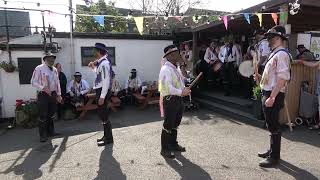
[{"x1": 0, "y1": 5, "x2": 291, "y2": 35}]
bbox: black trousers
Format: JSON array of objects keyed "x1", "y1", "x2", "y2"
[
  {"x1": 262, "y1": 90, "x2": 285, "y2": 159},
  {"x1": 37, "y1": 91, "x2": 57, "y2": 139},
  {"x1": 95, "y1": 88, "x2": 112, "y2": 124},
  {"x1": 223, "y1": 62, "x2": 236, "y2": 94},
  {"x1": 162, "y1": 96, "x2": 184, "y2": 151}
]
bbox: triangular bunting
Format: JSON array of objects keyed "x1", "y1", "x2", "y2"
[
  {"x1": 134, "y1": 17, "x2": 144, "y2": 35},
  {"x1": 93, "y1": 15, "x2": 104, "y2": 27},
  {"x1": 256, "y1": 13, "x2": 262, "y2": 27},
  {"x1": 174, "y1": 16, "x2": 183, "y2": 22},
  {"x1": 280, "y1": 11, "x2": 288, "y2": 25},
  {"x1": 244, "y1": 13, "x2": 250, "y2": 24},
  {"x1": 271, "y1": 13, "x2": 278, "y2": 25},
  {"x1": 223, "y1": 16, "x2": 228, "y2": 30}
]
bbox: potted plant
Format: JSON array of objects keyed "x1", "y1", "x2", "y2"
[
  {"x1": 0, "y1": 61, "x2": 16, "y2": 73},
  {"x1": 15, "y1": 100, "x2": 39, "y2": 128},
  {"x1": 252, "y1": 86, "x2": 263, "y2": 119}
]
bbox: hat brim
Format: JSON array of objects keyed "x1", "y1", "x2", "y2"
[
  {"x1": 94, "y1": 46, "x2": 108, "y2": 53},
  {"x1": 264, "y1": 32, "x2": 288, "y2": 40},
  {"x1": 163, "y1": 49, "x2": 179, "y2": 58},
  {"x1": 43, "y1": 55, "x2": 56, "y2": 60}
]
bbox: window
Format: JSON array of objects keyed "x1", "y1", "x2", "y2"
[
  {"x1": 17, "y1": 57, "x2": 42, "y2": 84},
  {"x1": 81, "y1": 47, "x2": 116, "y2": 66}
]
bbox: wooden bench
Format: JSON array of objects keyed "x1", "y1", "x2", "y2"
[
  {"x1": 108, "y1": 96, "x2": 121, "y2": 112},
  {"x1": 133, "y1": 93, "x2": 146, "y2": 103},
  {"x1": 133, "y1": 87, "x2": 159, "y2": 109}
]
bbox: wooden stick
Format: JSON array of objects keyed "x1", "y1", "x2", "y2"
[
  {"x1": 284, "y1": 101, "x2": 293, "y2": 132},
  {"x1": 189, "y1": 72, "x2": 203, "y2": 88}
]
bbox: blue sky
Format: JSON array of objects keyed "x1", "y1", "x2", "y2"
[{"x1": 1, "y1": 0, "x2": 267, "y2": 32}]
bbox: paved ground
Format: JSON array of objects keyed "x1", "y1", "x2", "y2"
[{"x1": 0, "y1": 106, "x2": 319, "y2": 180}]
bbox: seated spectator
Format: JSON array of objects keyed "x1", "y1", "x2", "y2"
[
  {"x1": 111, "y1": 73, "x2": 121, "y2": 96},
  {"x1": 66, "y1": 72, "x2": 90, "y2": 108},
  {"x1": 297, "y1": 44, "x2": 316, "y2": 61},
  {"x1": 125, "y1": 69, "x2": 142, "y2": 94}
]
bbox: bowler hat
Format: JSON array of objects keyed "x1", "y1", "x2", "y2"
[
  {"x1": 264, "y1": 25, "x2": 288, "y2": 40},
  {"x1": 74, "y1": 72, "x2": 82, "y2": 76},
  {"x1": 94, "y1": 43, "x2": 108, "y2": 52},
  {"x1": 43, "y1": 52, "x2": 56, "y2": 61}
]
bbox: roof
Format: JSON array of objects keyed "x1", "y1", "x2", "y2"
[{"x1": 184, "y1": 8, "x2": 229, "y2": 16}]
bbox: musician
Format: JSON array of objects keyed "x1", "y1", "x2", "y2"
[
  {"x1": 254, "y1": 26, "x2": 291, "y2": 167},
  {"x1": 254, "y1": 29, "x2": 270, "y2": 74},
  {"x1": 31, "y1": 53, "x2": 62, "y2": 142},
  {"x1": 125, "y1": 69, "x2": 142, "y2": 94},
  {"x1": 159, "y1": 45, "x2": 191, "y2": 158},
  {"x1": 66, "y1": 72, "x2": 90, "y2": 108},
  {"x1": 219, "y1": 37, "x2": 241, "y2": 96},
  {"x1": 88, "y1": 43, "x2": 114, "y2": 146},
  {"x1": 296, "y1": 44, "x2": 316, "y2": 60}
]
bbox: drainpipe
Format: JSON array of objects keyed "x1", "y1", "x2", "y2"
[{"x1": 69, "y1": 0, "x2": 75, "y2": 76}]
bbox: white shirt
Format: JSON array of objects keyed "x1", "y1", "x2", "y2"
[
  {"x1": 219, "y1": 45, "x2": 240, "y2": 64},
  {"x1": 93, "y1": 55, "x2": 111, "y2": 99},
  {"x1": 111, "y1": 78, "x2": 121, "y2": 94},
  {"x1": 260, "y1": 46, "x2": 291, "y2": 93},
  {"x1": 67, "y1": 79, "x2": 90, "y2": 96},
  {"x1": 257, "y1": 39, "x2": 271, "y2": 66},
  {"x1": 31, "y1": 63, "x2": 61, "y2": 95},
  {"x1": 158, "y1": 61, "x2": 185, "y2": 97},
  {"x1": 125, "y1": 76, "x2": 142, "y2": 89},
  {"x1": 204, "y1": 47, "x2": 218, "y2": 64}
]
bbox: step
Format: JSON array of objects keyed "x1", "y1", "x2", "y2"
[
  {"x1": 195, "y1": 98, "x2": 264, "y2": 126},
  {"x1": 194, "y1": 91, "x2": 253, "y2": 113}
]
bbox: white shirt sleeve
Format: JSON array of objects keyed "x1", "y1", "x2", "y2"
[
  {"x1": 204, "y1": 48, "x2": 211, "y2": 64},
  {"x1": 125, "y1": 77, "x2": 129, "y2": 89},
  {"x1": 276, "y1": 52, "x2": 291, "y2": 81},
  {"x1": 31, "y1": 66, "x2": 44, "y2": 91},
  {"x1": 81, "y1": 80, "x2": 90, "y2": 95},
  {"x1": 219, "y1": 46, "x2": 225, "y2": 63},
  {"x1": 99, "y1": 62, "x2": 110, "y2": 99},
  {"x1": 137, "y1": 77, "x2": 142, "y2": 87},
  {"x1": 66, "y1": 80, "x2": 74, "y2": 93}
]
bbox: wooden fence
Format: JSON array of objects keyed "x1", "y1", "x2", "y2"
[{"x1": 279, "y1": 62, "x2": 317, "y2": 124}]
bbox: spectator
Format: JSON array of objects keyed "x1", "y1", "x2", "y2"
[
  {"x1": 297, "y1": 44, "x2": 316, "y2": 61},
  {"x1": 66, "y1": 72, "x2": 90, "y2": 108},
  {"x1": 55, "y1": 63, "x2": 67, "y2": 120}
]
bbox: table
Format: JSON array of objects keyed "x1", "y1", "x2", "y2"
[{"x1": 76, "y1": 93, "x2": 97, "y2": 119}]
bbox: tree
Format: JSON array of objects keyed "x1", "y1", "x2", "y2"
[
  {"x1": 75, "y1": 0, "x2": 128, "y2": 33},
  {"x1": 128, "y1": 0, "x2": 202, "y2": 15}
]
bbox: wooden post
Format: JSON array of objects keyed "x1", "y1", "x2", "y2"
[{"x1": 192, "y1": 31, "x2": 199, "y2": 67}]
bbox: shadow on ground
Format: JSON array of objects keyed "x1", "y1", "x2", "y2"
[
  {"x1": 278, "y1": 160, "x2": 319, "y2": 180},
  {"x1": 94, "y1": 145, "x2": 126, "y2": 180},
  {"x1": 0, "y1": 107, "x2": 162, "y2": 155},
  {"x1": 282, "y1": 126, "x2": 320, "y2": 148},
  {"x1": 165, "y1": 153, "x2": 212, "y2": 180}
]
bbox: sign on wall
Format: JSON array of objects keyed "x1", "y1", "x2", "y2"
[
  {"x1": 310, "y1": 37, "x2": 320, "y2": 60},
  {"x1": 81, "y1": 47, "x2": 116, "y2": 66}
]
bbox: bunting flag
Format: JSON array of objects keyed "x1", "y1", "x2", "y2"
[
  {"x1": 93, "y1": 15, "x2": 104, "y2": 27},
  {"x1": 280, "y1": 11, "x2": 288, "y2": 25},
  {"x1": 256, "y1": 13, "x2": 263, "y2": 27},
  {"x1": 244, "y1": 13, "x2": 250, "y2": 24},
  {"x1": 223, "y1": 16, "x2": 228, "y2": 30},
  {"x1": 134, "y1": 17, "x2": 144, "y2": 35},
  {"x1": 271, "y1": 13, "x2": 278, "y2": 25}
]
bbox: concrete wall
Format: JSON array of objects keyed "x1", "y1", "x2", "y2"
[{"x1": 0, "y1": 38, "x2": 172, "y2": 117}]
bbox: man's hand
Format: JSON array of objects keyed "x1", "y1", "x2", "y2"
[
  {"x1": 265, "y1": 97, "x2": 275, "y2": 107},
  {"x1": 57, "y1": 95, "x2": 62, "y2": 104},
  {"x1": 98, "y1": 98, "x2": 105, "y2": 106},
  {"x1": 43, "y1": 87, "x2": 51, "y2": 96},
  {"x1": 253, "y1": 73, "x2": 261, "y2": 83},
  {"x1": 181, "y1": 87, "x2": 191, "y2": 97}
]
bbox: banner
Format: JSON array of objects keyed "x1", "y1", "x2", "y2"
[
  {"x1": 310, "y1": 37, "x2": 320, "y2": 60},
  {"x1": 134, "y1": 17, "x2": 144, "y2": 35},
  {"x1": 256, "y1": 13, "x2": 262, "y2": 27},
  {"x1": 223, "y1": 16, "x2": 228, "y2": 30},
  {"x1": 271, "y1": 13, "x2": 278, "y2": 25},
  {"x1": 244, "y1": 13, "x2": 250, "y2": 24},
  {"x1": 93, "y1": 16, "x2": 104, "y2": 27}
]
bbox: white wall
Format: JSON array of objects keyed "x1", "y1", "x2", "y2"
[
  {"x1": 0, "y1": 51, "x2": 44, "y2": 118},
  {"x1": 0, "y1": 38, "x2": 172, "y2": 117}
]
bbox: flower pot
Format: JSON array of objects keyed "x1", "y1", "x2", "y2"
[
  {"x1": 252, "y1": 98, "x2": 264, "y2": 120},
  {"x1": 4, "y1": 66, "x2": 15, "y2": 73}
]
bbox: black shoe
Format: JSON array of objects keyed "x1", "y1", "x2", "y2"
[
  {"x1": 160, "y1": 150, "x2": 175, "y2": 159},
  {"x1": 171, "y1": 144, "x2": 186, "y2": 152},
  {"x1": 258, "y1": 150, "x2": 270, "y2": 158},
  {"x1": 97, "y1": 136, "x2": 105, "y2": 142},
  {"x1": 97, "y1": 139, "x2": 113, "y2": 146},
  {"x1": 40, "y1": 137, "x2": 48, "y2": 143},
  {"x1": 259, "y1": 157, "x2": 279, "y2": 168}
]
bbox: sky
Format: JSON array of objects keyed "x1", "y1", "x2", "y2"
[{"x1": 0, "y1": 0, "x2": 267, "y2": 32}]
